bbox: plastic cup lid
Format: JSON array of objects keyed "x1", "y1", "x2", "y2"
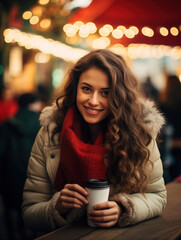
[{"x1": 85, "y1": 179, "x2": 110, "y2": 189}]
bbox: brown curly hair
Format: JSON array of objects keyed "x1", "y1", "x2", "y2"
[{"x1": 53, "y1": 49, "x2": 152, "y2": 193}]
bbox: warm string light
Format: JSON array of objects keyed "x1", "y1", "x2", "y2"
[
  {"x1": 3, "y1": 28, "x2": 181, "y2": 60},
  {"x1": 160, "y1": 27, "x2": 169, "y2": 36},
  {"x1": 40, "y1": 18, "x2": 51, "y2": 29},
  {"x1": 3, "y1": 28, "x2": 88, "y2": 62},
  {"x1": 22, "y1": 11, "x2": 32, "y2": 20},
  {"x1": 170, "y1": 27, "x2": 179, "y2": 36},
  {"x1": 141, "y1": 27, "x2": 154, "y2": 37},
  {"x1": 30, "y1": 16, "x2": 39, "y2": 25},
  {"x1": 63, "y1": 22, "x2": 97, "y2": 38},
  {"x1": 179, "y1": 74, "x2": 181, "y2": 83},
  {"x1": 63, "y1": 22, "x2": 181, "y2": 47},
  {"x1": 38, "y1": 0, "x2": 50, "y2": 5},
  {"x1": 22, "y1": 0, "x2": 72, "y2": 31}
]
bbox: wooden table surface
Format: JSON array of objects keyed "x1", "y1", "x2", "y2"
[{"x1": 36, "y1": 181, "x2": 181, "y2": 240}]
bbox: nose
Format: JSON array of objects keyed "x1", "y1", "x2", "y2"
[{"x1": 88, "y1": 92, "x2": 99, "y2": 106}]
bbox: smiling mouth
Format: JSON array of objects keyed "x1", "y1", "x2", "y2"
[{"x1": 84, "y1": 106, "x2": 103, "y2": 114}]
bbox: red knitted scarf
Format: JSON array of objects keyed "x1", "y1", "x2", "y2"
[{"x1": 54, "y1": 106, "x2": 107, "y2": 191}]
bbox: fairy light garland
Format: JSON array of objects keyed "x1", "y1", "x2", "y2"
[
  {"x1": 63, "y1": 21, "x2": 181, "y2": 48},
  {"x1": 3, "y1": 28, "x2": 181, "y2": 60}
]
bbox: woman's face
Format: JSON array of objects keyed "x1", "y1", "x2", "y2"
[{"x1": 76, "y1": 67, "x2": 110, "y2": 125}]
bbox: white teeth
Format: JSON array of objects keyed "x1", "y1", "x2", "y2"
[{"x1": 87, "y1": 108, "x2": 99, "y2": 113}]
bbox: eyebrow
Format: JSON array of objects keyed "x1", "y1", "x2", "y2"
[{"x1": 80, "y1": 82, "x2": 110, "y2": 90}]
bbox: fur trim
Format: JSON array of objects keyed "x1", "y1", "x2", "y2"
[
  {"x1": 66, "y1": 206, "x2": 86, "y2": 224},
  {"x1": 49, "y1": 191, "x2": 86, "y2": 227},
  {"x1": 39, "y1": 102, "x2": 58, "y2": 126},
  {"x1": 141, "y1": 100, "x2": 165, "y2": 139},
  {"x1": 49, "y1": 191, "x2": 67, "y2": 227},
  {"x1": 40, "y1": 99, "x2": 165, "y2": 138},
  {"x1": 109, "y1": 193, "x2": 136, "y2": 227}
]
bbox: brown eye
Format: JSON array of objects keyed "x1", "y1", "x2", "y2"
[
  {"x1": 101, "y1": 91, "x2": 109, "y2": 97},
  {"x1": 82, "y1": 87, "x2": 91, "y2": 92}
]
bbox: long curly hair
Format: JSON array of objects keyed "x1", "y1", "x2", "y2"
[{"x1": 53, "y1": 49, "x2": 152, "y2": 193}]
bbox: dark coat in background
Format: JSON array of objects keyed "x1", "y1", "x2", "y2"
[{"x1": 0, "y1": 107, "x2": 40, "y2": 210}]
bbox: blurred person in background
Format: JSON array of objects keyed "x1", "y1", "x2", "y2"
[
  {"x1": 159, "y1": 75, "x2": 181, "y2": 182},
  {"x1": 22, "y1": 49, "x2": 166, "y2": 233},
  {"x1": 141, "y1": 76, "x2": 159, "y2": 103},
  {"x1": 0, "y1": 93, "x2": 42, "y2": 240},
  {"x1": 0, "y1": 86, "x2": 19, "y2": 124}
]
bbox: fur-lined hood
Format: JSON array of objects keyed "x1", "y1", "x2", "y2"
[{"x1": 39, "y1": 100, "x2": 165, "y2": 139}]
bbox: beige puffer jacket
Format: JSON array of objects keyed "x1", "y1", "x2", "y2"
[{"x1": 22, "y1": 100, "x2": 167, "y2": 232}]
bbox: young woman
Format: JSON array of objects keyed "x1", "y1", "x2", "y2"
[{"x1": 22, "y1": 49, "x2": 166, "y2": 232}]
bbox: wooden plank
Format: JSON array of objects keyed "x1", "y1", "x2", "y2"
[
  {"x1": 111, "y1": 182, "x2": 181, "y2": 240},
  {"x1": 112, "y1": 218, "x2": 181, "y2": 240},
  {"x1": 35, "y1": 223, "x2": 95, "y2": 240},
  {"x1": 79, "y1": 227, "x2": 128, "y2": 240},
  {"x1": 80, "y1": 182, "x2": 181, "y2": 240}
]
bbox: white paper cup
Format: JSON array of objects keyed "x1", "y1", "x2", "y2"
[{"x1": 85, "y1": 179, "x2": 110, "y2": 227}]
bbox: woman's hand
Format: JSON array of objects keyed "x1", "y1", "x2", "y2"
[
  {"x1": 56, "y1": 184, "x2": 88, "y2": 215},
  {"x1": 88, "y1": 201, "x2": 121, "y2": 228}
]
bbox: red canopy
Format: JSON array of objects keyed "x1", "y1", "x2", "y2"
[{"x1": 68, "y1": 0, "x2": 181, "y2": 46}]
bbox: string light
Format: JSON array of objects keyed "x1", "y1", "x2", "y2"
[
  {"x1": 35, "y1": 52, "x2": 50, "y2": 63},
  {"x1": 170, "y1": 27, "x2": 179, "y2": 36},
  {"x1": 31, "y1": 6, "x2": 43, "y2": 17},
  {"x1": 99, "y1": 26, "x2": 111, "y2": 37},
  {"x1": 85, "y1": 35, "x2": 98, "y2": 46},
  {"x1": 66, "y1": 35, "x2": 81, "y2": 45},
  {"x1": 66, "y1": 25, "x2": 77, "y2": 37},
  {"x1": 141, "y1": 27, "x2": 154, "y2": 37},
  {"x1": 64, "y1": 22, "x2": 180, "y2": 49},
  {"x1": 129, "y1": 26, "x2": 139, "y2": 35},
  {"x1": 179, "y1": 74, "x2": 181, "y2": 83},
  {"x1": 92, "y1": 37, "x2": 110, "y2": 49},
  {"x1": 79, "y1": 25, "x2": 90, "y2": 38},
  {"x1": 103, "y1": 24, "x2": 113, "y2": 32},
  {"x1": 38, "y1": 0, "x2": 49, "y2": 5},
  {"x1": 73, "y1": 21, "x2": 84, "y2": 30},
  {"x1": 170, "y1": 46, "x2": 181, "y2": 59},
  {"x1": 99, "y1": 24, "x2": 113, "y2": 37},
  {"x1": 22, "y1": 0, "x2": 72, "y2": 33},
  {"x1": 40, "y1": 18, "x2": 51, "y2": 29},
  {"x1": 125, "y1": 29, "x2": 135, "y2": 39},
  {"x1": 30, "y1": 16, "x2": 39, "y2": 25},
  {"x1": 3, "y1": 28, "x2": 88, "y2": 62},
  {"x1": 63, "y1": 24, "x2": 72, "y2": 32},
  {"x1": 117, "y1": 25, "x2": 126, "y2": 33},
  {"x1": 160, "y1": 27, "x2": 169, "y2": 36},
  {"x1": 112, "y1": 29, "x2": 123, "y2": 39},
  {"x1": 22, "y1": 11, "x2": 32, "y2": 20},
  {"x1": 4, "y1": 28, "x2": 181, "y2": 61},
  {"x1": 86, "y1": 22, "x2": 97, "y2": 34}
]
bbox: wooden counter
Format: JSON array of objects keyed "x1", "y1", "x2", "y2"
[{"x1": 36, "y1": 181, "x2": 181, "y2": 240}]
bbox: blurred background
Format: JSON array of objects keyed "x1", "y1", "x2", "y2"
[{"x1": 0, "y1": 0, "x2": 181, "y2": 239}]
